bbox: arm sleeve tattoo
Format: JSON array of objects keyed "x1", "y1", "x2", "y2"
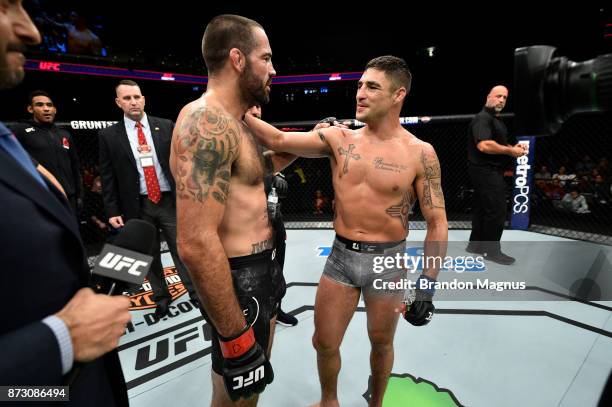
[{"x1": 419, "y1": 148, "x2": 445, "y2": 209}]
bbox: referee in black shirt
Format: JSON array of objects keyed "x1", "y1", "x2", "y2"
[
  {"x1": 466, "y1": 85, "x2": 527, "y2": 265},
  {"x1": 11, "y1": 90, "x2": 82, "y2": 217}
]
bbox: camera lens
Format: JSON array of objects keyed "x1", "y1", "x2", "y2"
[{"x1": 514, "y1": 46, "x2": 612, "y2": 135}]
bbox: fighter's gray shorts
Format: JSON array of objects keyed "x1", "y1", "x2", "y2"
[{"x1": 323, "y1": 234, "x2": 407, "y2": 295}]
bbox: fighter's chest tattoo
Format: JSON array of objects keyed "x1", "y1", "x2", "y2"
[
  {"x1": 337, "y1": 144, "x2": 361, "y2": 174},
  {"x1": 372, "y1": 157, "x2": 408, "y2": 173}
]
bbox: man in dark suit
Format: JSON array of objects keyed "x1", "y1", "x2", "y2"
[
  {"x1": 0, "y1": 2, "x2": 131, "y2": 405},
  {"x1": 98, "y1": 79, "x2": 195, "y2": 318}
]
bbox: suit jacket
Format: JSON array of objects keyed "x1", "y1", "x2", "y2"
[
  {"x1": 98, "y1": 115, "x2": 175, "y2": 221},
  {"x1": 0, "y1": 144, "x2": 128, "y2": 406}
]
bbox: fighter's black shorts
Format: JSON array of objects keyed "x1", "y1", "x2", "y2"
[{"x1": 205, "y1": 248, "x2": 286, "y2": 374}]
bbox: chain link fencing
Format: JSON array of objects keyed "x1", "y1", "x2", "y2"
[{"x1": 6, "y1": 111, "x2": 610, "y2": 255}]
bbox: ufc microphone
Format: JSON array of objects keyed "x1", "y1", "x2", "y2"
[
  {"x1": 65, "y1": 219, "x2": 157, "y2": 386},
  {"x1": 92, "y1": 218, "x2": 157, "y2": 295}
]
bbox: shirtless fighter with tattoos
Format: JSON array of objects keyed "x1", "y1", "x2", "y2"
[
  {"x1": 170, "y1": 15, "x2": 288, "y2": 406},
  {"x1": 245, "y1": 56, "x2": 449, "y2": 407}
]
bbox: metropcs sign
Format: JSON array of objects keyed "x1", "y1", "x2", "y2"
[
  {"x1": 510, "y1": 136, "x2": 536, "y2": 230},
  {"x1": 513, "y1": 139, "x2": 531, "y2": 214}
]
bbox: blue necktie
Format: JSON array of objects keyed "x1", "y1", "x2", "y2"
[{"x1": 0, "y1": 122, "x2": 48, "y2": 189}]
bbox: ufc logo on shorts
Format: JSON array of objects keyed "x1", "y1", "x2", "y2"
[
  {"x1": 232, "y1": 366, "x2": 265, "y2": 390},
  {"x1": 99, "y1": 252, "x2": 149, "y2": 276},
  {"x1": 426, "y1": 312, "x2": 433, "y2": 321},
  {"x1": 352, "y1": 243, "x2": 360, "y2": 250}
]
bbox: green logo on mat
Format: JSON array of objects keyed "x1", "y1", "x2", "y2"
[{"x1": 362, "y1": 373, "x2": 464, "y2": 407}]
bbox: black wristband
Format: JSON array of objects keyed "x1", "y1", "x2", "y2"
[{"x1": 219, "y1": 322, "x2": 250, "y2": 342}]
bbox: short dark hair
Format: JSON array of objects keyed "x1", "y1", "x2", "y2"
[
  {"x1": 365, "y1": 55, "x2": 412, "y2": 95},
  {"x1": 115, "y1": 79, "x2": 140, "y2": 93},
  {"x1": 28, "y1": 90, "x2": 52, "y2": 105},
  {"x1": 201, "y1": 14, "x2": 263, "y2": 75}
]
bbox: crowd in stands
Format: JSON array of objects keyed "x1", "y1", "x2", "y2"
[{"x1": 533, "y1": 155, "x2": 611, "y2": 214}]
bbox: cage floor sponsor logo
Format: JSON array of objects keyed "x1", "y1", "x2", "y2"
[
  {"x1": 362, "y1": 373, "x2": 463, "y2": 406},
  {"x1": 317, "y1": 246, "x2": 333, "y2": 257},
  {"x1": 128, "y1": 319, "x2": 210, "y2": 373},
  {"x1": 128, "y1": 266, "x2": 187, "y2": 310},
  {"x1": 125, "y1": 298, "x2": 203, "y2": 336}
]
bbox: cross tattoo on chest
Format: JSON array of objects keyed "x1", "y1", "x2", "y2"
[{"x1": 338, "y1": 144, "x2": 361, "y2": 174}]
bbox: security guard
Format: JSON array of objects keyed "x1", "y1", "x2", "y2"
[{"x1": 466, "y1": 85, "x2": 526, "y2": 264}]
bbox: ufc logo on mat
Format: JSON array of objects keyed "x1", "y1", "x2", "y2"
[{"x1": 232, "y1": 366, "x2": 265, "y2": 389}]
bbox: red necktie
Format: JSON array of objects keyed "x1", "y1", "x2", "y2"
[{"x1": 136, "y1": 122, "x2": 161, "y2": 204}]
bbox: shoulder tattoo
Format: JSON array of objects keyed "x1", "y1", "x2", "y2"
[{"x1": 173, "y1": 106, "x2": 240, "y2": 204}]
